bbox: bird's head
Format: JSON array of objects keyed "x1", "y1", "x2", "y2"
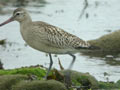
[{"x1": 0, "y1": 8, "x2": 31, "y2": 26}]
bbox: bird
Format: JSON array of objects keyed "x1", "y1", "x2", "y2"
[{"x1": 0, "y1": 8, "x2": 92, "y2": 83}]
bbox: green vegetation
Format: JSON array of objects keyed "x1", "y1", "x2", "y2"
[
  {"x1": 0, "y1": 67, "x2": 120, "y2": 90},
  {"x1": 0, "y1": 67, "x2": 66, "y2": 90},
  {"x1": 99, "y1": 81, "x2": 120, "y2": 89},
  {"x1": 0, "y1": 67, "x2": 46, "y2": 79},
  {"x1": 71, "y1": 71, "x2": 98, "y2": 89},
  {"x1": 62, "y1": 70, "x2": 99, "y2": 90}
]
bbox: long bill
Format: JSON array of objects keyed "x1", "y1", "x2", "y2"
[{"x1": 0, "y1": 16, "x2": 14, "y2": 27}]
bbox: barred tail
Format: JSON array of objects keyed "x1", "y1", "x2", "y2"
[{"x1": 75, "y1": 42, "x2": 101, "y2": 50}]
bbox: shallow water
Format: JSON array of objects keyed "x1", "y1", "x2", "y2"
[{"x1": 0, "y1": 0, "x2": 120, "y2": 81}]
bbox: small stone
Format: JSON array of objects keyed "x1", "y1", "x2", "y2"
[{"x1": 105, "y1": 55, "x2": 114, "y2": 60}]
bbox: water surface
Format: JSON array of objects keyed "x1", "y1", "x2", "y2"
[{"x1": 0, "y1": 0, "x2": 120, "y2": 81}]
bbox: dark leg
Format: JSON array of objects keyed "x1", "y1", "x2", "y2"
[
  {"x1": 68, "y1": 54, "x2": 76, "y2": 70},
  {"x1": 64, "y1": 54, "x2": 76, "y2": 89},
  {"x1": 44, "y1": 53, "x2": 53, "y2": 79}
]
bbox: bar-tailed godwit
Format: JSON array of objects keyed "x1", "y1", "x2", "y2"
[{"x1": 0, "y1": 8, "x2": 93, "y2": 81}]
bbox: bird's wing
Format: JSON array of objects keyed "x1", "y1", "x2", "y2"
[{"x1": 33, "y1": 21, "x2": 90, "y2": 49}]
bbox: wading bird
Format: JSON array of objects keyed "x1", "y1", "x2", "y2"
[{"x1": 0, "y1": 8, "x2": 93, "y2": 84}]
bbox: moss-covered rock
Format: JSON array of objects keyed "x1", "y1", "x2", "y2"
[
  {"x1": 62, "y1": 70, "x2": 99, "y2": 89},
  {"x1": 12, "y1": 80, "x2": 66, "y2": 90},
  {"x1": 0, "y1": 67, "x2": 66, "y2": 90},
  {"x1": 0, "y1": 75, "x2": 28, "y2": 90},
  {"x1": 99, "y1": 81, "x2": 120, "y2": 89},
  {"x1": 0, "y1": 67, "x2": 46, "y2": 80},
  {"x1": 0, "y1": 67, "x2": 120, "y2": 89},
  {"x1": 81, "y1": 30, "x2": 120, "y2": 57},
  {"x1": 89, "y1": 30, "x2": 120, "y2": 51}
]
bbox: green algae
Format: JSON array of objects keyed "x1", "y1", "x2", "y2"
[
  {"x1": 0, "y1": 67, "x2": 46, "y2": 80},
  {"x1": 0, "y1": 67, "x2": 120, "y2": 90},
  {"x1": 61, "y1": 70, "x2": 99, "y2": 90}
]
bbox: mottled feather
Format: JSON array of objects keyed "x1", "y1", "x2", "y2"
[{"x1": 31, "y1": 21, "x2": 90, "y2": 49}]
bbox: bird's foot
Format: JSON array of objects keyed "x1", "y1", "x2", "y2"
[{"x1": 64, "y1": 70, "x2": 72, "y2": 89}]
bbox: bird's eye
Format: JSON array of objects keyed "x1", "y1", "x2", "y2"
[{"x1": 16, "y1": 13, "x2": 20, "y2": 16}]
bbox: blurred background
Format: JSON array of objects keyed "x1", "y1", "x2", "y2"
[{"x1": 0, "y1": 0, "x2": 120, "y2": 82}]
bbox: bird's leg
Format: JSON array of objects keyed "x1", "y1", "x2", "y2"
[
  {"x1": 68, "y1": 54, "x2": 76, "y2": 70},
  {"x1": 64, "y1": 54, "x2": 76, "y2": 89},
  {"x1": 44, "y1": 53, "x2": 53, "y2": 80}
]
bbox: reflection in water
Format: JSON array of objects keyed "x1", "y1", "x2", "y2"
[{"x1": 0, "y1": 0, "x2": 120, "y2": 82}]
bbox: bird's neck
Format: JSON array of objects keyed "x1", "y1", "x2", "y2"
[
  {"x1": 19, "y1": 16, "x2": 32, "y2": 42},
  {"x1": 20, "y1": 14, "x2": 32, "y2": 25},
  {"x1": 20, "y1": 15, "x2": 32, "y2": 32}
]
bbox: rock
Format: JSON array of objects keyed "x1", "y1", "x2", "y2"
[
  {"x1": 81, "y1": 30, "x2": 120, "y2": 57},
  {"x1": 0, "y1": 39, "x2": 6, "y2": 45},
  {"x1": 0, "y1": 60, "x2": 4, "y2": 69},
  {"x1": 0, "y1": 75, "x2": 28, "y2": 90},
  {"x1": 12, "y1": 80, "x2": 66, "y2": 90},
  {"x1": 89, "y1": 30, "x2": 120, "y2": 51},
  {"x1": 61, "y1": 70, "x2": 99, "y2": 90},
  {"x1": 105, "y1": 55, "x2": 114, "y2": 61}
]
